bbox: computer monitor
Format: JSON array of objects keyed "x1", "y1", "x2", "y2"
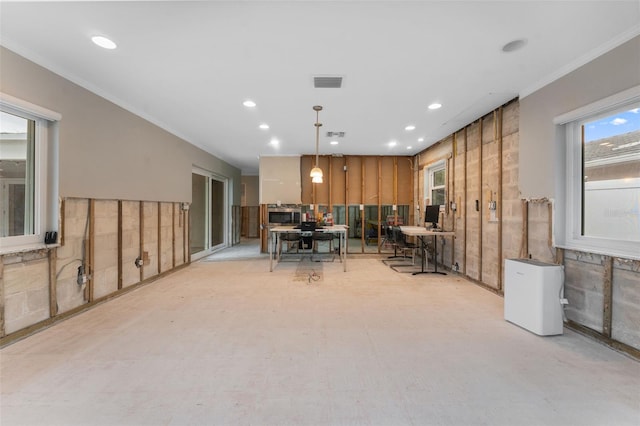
[{"x1": 424, "y1": 204, "x2": 441, "y2": 228}]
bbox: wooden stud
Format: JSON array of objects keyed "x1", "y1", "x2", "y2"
[
  {"x1": 361, "y1": 158, "x2": 365, "y2": 252},
  {"x1": 49, "y1": 248, "x2": 58, "y2": 317},
  {"x1": 478, "y1": 119, "x2": 483, "y2": 282},
  {"x1": 157, "y1": 202, "x2": 162, "y2": 275},
  {"x1": 345, "y1": 156, "x2": 349, "y2": 252},
  {"x1": 0, "y1": 259, "x2": 4, "y2": 337},
  {"x1": 463, "y1": 127, "x2": 468, "y2": 275},
  {"x1": 603, "y1": 256, "x2": 613, "y2": 338},
  {"x1": 378, "y1": 157, "x2": 382, "y2": 253},
  {"x1": 140, "y1": 201, "x2": 144, "y2": 282},
  {"x1": 88, "y1": 199, "x2": 95, "y2": 303},
  {"x1": 118, "y1": 201, "x2": 123, "y2": 290},
  {"x1": 393, "y1": 157, "x2": 398, "y2": 224},
  {"x1": 329, "y1": 157, "x2": 333, "y2": 211},
  {"x1": 497, "y1": 107, "x2": 504, "y2": 291},
  {"x1": 172, "y1": 203, "x2": 176, "y2": 269},
  {"x1": 60, "y1": 198, "x2": 66, "y2": 246}
]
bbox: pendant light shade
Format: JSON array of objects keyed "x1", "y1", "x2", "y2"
[{"x1": 311, "y1": 105, "x2": 323, "y2": 184}]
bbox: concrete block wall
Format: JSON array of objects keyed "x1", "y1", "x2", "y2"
[
  {"x1": 121, "y1": 201, "x2": 141, "y2": 288},
  {"x1": 56, "y1": 199, "x2": 90, "y2": 313},
  {"x1": 564, "y1": 250, "x2": 605, "y2": 332},
  {"x1": 415, "y1": 99, "x2": 640, "y2": 357},
  {"x1": 142, "y1": 201, "x2": 159, "y2": 281},
  {"x1": 564, "y1": 251, "x2": 640, "y2": 351},
  {"x1": 612, "y1": 261, "x2": 640, "y2": 350},
  {"x1": 93, "y1": 200, "x2": 119, "y2": 300},
  {"x1": 0, "y1": 197, "x2": 189, "y2": 343},
  {"x1": 2, "y1": 252, "x2": 49, "y2": 334}
]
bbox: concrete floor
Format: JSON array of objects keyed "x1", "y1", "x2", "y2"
[{"x1": 1, "y1": 256, "x2": 639, "y2": 425}]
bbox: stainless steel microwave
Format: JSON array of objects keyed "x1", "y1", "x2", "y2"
[{"x1": 268, "y1": 208, "x2": 301, "y2": 225}]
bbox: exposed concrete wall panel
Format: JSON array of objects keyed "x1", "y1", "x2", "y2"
[
  {"x1": 143, "y1": 202, "x2": 159, "y2": 280},
  {"x1": 93, "y1": 200, "x2": 118, "y2": 299},
  {"x1": 3, "y1": 256, "x2": 49, "y2": 334},
  {"x1": 121, "y1": 201, "x2": 141, "y2": 288},
  {"x1": 56, "y1": 199, "x2": 88, "y2": 313},
  {"x1": 612, "y1": 264, "x2": 640, "y2": 351},
  {"x1": 564, "y1": 251, "x2": 604, "y2": 332},
  {"x1": 160, "y1": 202, "x2": 173, "y2": 273}
]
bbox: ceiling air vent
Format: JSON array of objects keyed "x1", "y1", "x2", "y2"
[
  {"x1": 314, "y1": 76, "x2": 343, "y2": 88},
  {"x1": 326, "y1": 131, "x2": 346, "y2": 138}
]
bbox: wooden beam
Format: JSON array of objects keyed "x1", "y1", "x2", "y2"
[
  {"x1": 157, "y1": 202, "x2": 162, "y2": 275},
  {"x1": 48, "y1": 248, "x2": 58, "y2": 317},
  {"x1": 478, "y1": 119, "x2": 483, "y2": 282},
  {"x1": 497, "y1": 108, "x2": 504, "y2": 291},
  {"x1": 140, "y1": 201, "x2": 144, "y2": 282},
  {"x1": 0, "y1": 257, "x2": 5, "y2": 338},
  {"x1": 603, "y1": 256, "x2": 613, "y2": 338},
  {"x1": 172, "y1": 203, "x2": 176, "y2": 269},
  {"x1": 378, "y1": 157, "x2": 382, "y2": 253},
  {"x1": 88, "y1": 199, "x2": 95, "y2": 303},
  {"x1": 118, "y1": 201, "x2": 123, "y2": 290},
  {"x1": 361, "y1": 158, "x2": 365, "y2": 252},
  {"x1": 463, "y1": 127, "x2": 468, "y2": 275}
]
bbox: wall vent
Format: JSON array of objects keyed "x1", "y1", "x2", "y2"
[
  {"x1": 314, "y1": 76, "x2": 343, "y2": 88},
  {"x1": 326, "y1": 131, "x2": 346, "y2": 138}
]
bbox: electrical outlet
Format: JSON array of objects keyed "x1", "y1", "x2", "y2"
[
  {"x1": 77, "y1": 265, "x2": 85, "y2": 285},
  {"x1": 135, "y1": 257, "x2": 144, "y2": 268}
]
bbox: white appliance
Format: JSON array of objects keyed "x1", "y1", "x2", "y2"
[{"x1": 504, "y1": 259, "x2": 565, "y2": 336}]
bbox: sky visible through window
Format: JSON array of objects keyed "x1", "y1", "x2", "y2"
[{"x1": 584, "y1": 107, "x2": 640, "y2": 142}]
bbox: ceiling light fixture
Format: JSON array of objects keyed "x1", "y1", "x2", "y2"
[
  {"x1": 407, "y1": 146, "x2": 412, "y2": 150},
  {"x1": 243, "y1": 100, "x2": 256, "y2": 107},
  {"x1": 388, "y1": 141, "x2": 397, "y2": 147},
  {"x1": 259, "y1": 123, "x2": 269, "y2": 130},
  {"x1": 418, "y1": 138, "x2": 425, "y2": 142},
  {"x1": 405, "y1": 125, "x2": 416, "y2": 131},
  {"x1": 310, "y1": 105, "x2": 324, "y2": 184},
  {"x1": 428, "y1": 103, "x2": 442, "y2": 110},
  {"x1": 91, "y1": 35, "x2": 117, "y2": 50},
  {"x1": 330, "y1": 140, "x2": 339, "y2": 145}
]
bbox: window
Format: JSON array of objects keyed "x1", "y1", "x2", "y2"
[
  {"x1": 425, "y1": 161, "x2": 446, "y2": 206},
  {"x1": 555, "y1": 85, "x2": 640, "y2": 259},
  {"x1": 0, "y1": 93, "x2": 60, "y2": 252}
]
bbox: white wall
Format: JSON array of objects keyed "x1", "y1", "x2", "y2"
[
  {"x1": 0, "y1": 46, "x2": 241, "y2": 204},
  {"x1": 519, "y1": 36, "x2": 640, "y2": 199}
]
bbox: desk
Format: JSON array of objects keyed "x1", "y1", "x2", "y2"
[
  {"x1": 399, "y1": 226, "x2": 455, "y2": 275},
  {"x1": 269, "y1": 225, "x2": 348, "y2": 272}
]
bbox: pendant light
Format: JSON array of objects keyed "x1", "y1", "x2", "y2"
[{"x1": 310, "y1": 105, "x2": 323, "y2": 184}]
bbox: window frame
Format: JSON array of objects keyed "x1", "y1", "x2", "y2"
[
  {"x1": 554, "y1": 85, "x2": 640, "y2": 260},
  {"x1": 0, "y1": 93, "x2": 60, "y2": 253},
  {"x1": 424, "y1": 160, "x2": 446, "y2": 207}
]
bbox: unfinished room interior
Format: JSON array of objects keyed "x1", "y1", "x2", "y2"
[{"x1": 1, "y1": 1, "x2": 639, "y2": 425}]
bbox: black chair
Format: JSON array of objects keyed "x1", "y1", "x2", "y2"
[
  {"x1": 278, "y1": 232, "x2": 303, "y2": 260},
  {"x1": 311, "y1": 231, "x2": 334, "y2": 261},
  {"x1": 383, "y1": 226, "x2": 417, "y2": 266}
]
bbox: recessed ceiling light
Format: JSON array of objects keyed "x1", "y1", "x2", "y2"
[
  {"x1": 428, "y1": 103, "x2": 442, "y2": 110},
  {"x1": 330, "y1": 140, "x2": 339, "y2": 145},
  {"x1": 243, "y1": 100, "x2": 256, "y2": 108},
  {"x1": 91, "y1": 35, "x2": 117, "y2": 50},
  {"x1": 405, "y1": 125, "x2": 416, "y2": 131},
  {"x1": 502, "y1": 38, "x2": 528, "y2": 53},
  {"x1": 388, "y1": 141, "x2": 397, "y2": 147},
  {"x1": 418, "y1": 138, "x2": 424, "y2": 142},
  {"x1": 259, "y1": 123, "x2": 269, "y2": 130},
  {"x1": 406, "y1": 146, "x2": 412, "y2": 150},
  {"x1": 269, "y1": 138, "x2": 279, "y2": 146}
]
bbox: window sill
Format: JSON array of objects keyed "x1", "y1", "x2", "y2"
[{"x1": 0, "y1": 242, "x2": 60, "y2": 256}]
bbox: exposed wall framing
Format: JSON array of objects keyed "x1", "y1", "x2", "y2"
[{"x1": 0, "y1": 197, "x2": 190, "y2": 347}]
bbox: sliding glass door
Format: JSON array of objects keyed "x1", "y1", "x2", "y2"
[{"x1": 191, "y1": 168, "x2": 229, "y2": 260}]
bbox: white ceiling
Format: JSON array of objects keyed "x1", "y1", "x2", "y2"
[{"x1": 1, "y1": 1, "x2": 639, "y2": 175}]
